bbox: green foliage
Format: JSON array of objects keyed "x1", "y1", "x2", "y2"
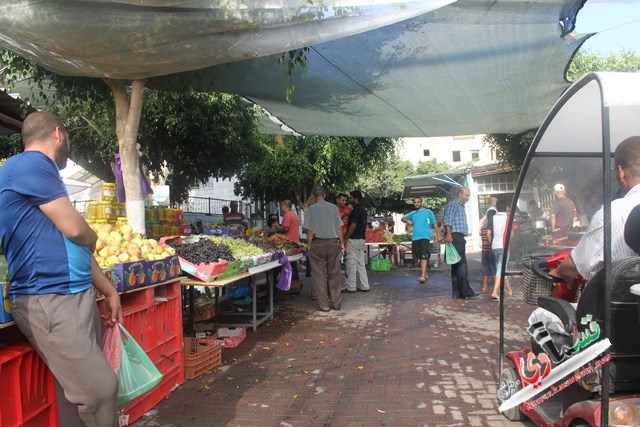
[
  {"x1": 567, "y1": 50, "x2": 640, "y2": 82},
  {"x1": 483, "y1": 130, "x2": 535, "y2": 175},
  {"x1": 358, "y1": 157, "x2": 416, "y2": 214},
  {"x1": 1, "y1": 49, "x2": 258, "y2": 203},
  {"x1": 234, "y1": 135, "x2": 395, "y2": 210},
  {"x1": 415, "y1": 158, "x2": 453, "y2": 176},
  {"x1": 139, "y1": 91, "x2": 257, "y2": 203}
]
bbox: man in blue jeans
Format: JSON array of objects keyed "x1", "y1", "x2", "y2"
[
  {"x1": 443, "y1": 187, "x2": 478, "y2": 299},
  {"x1": 401, "y1": 197, "x2": 441, "y2": 283}
]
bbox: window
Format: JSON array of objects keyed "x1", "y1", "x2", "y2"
[
  {"x1": 471, "y1": 151, "x2": 480, "y2": 161},
  {"x1": 423, "y1": 149, "x2": 430, "y2": 157},
  {"x1": 452, "y1": 151, "x2": 461, "y2": 162}
]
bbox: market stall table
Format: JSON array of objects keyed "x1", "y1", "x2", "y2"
[{"x1": 181, "y1": 253, "x2": 303, "y2": 332}]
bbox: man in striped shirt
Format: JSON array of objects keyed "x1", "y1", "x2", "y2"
[
  {"x1": 551, "y1": 136, "x2": 640, "y2": 283},
  {"x1": 223, "y1": 201, "x2": 248, "y2": 231}
]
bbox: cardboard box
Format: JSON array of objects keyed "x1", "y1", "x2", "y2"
[
  {"x1": 217, "y1": 326, "x2": 245, "y2": 337},
  {"x1": 146, "y1": 256, "x2": 181, "y2": 284},
  {"x1": 193, "y1": 322, "x2": 217, "y2": 339},
  {"x1": 217, "y1": 326, "x2": 247, "y2": 348},
  {"x1": 179, "y1": 257, "x2": 229, "y2": 282},
  {"x1": 194, "y1": 303, "x2": 215, "y2": 322},
  {"x1": 108, "y1": 260, "x2": 148, "y2": 292}
]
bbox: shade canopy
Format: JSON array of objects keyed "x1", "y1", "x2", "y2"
[
  {"x1": 402, "y1": 170, "x2": 465, "y2": 199},
  {"x1": 0, "y1": 0, "x2": 589, "y2": 137},
  {"x1": 153, "y1": 0, "x2": 589, "y2": 137}
]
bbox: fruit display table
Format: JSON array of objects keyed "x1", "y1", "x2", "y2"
[{"x1": 182, "y1": 254, "x2": 303, "y2": 332}]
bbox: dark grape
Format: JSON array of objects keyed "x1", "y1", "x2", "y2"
[{"x1": 167, "y1": 239, "x2": 235, "y2": 264}]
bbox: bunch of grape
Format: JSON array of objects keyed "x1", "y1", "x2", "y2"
[
  {"x1": 206, "y1": 236, "x2": 265, "y2": 258},
  {"x1": 168, "y1": 239, "x2": 235, "y2": 264}
]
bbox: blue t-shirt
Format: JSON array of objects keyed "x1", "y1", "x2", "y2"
[
  {"x1": 404, "y1": 208, "x2": 437, "y2": 241},
  {"x1": 0, "y1": 152, "x2": 93, "y2": 298}
]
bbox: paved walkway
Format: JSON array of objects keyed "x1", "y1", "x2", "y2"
[{"x1": 134, "y1": 252, "x2": 536, "y2": 427}]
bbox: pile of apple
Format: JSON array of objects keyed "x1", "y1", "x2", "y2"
[{"x1": 91, "y1": 223, "x2": 175, "y2": 269}]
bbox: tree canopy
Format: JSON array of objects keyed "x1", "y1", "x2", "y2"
[
  {"x1": 234, "y1": 135, "x2": 395, "y2": 211},
  {"x1": 0, "y1": 50, "x2": 258, "y2": 203},
  {"x1": 357, "y1": 154, "x2": 453, "y2": 215}
]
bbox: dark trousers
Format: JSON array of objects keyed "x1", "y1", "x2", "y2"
[{"x1": 449, "y1": 233, "x2": 475, "y2": 298}]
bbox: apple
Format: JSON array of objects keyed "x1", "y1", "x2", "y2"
[
  {"x1": 126, "y1": 243, "x2": 141, "y2": 258},
  {"x1": 155, "y1": 245, "x2": 165, "y2": 255},
  {"x1": 99, "y1": 223, "x2": 113, "y2": 233},
  {"x1": 118, "y1": 253, "x2": 130, "y2": 263},
  {"x1": 129, "y1": 256, "x2": 139, "y2": 262},
  {"x1": 165, "y1": 246, "x2": 176, "y2": 256},
  {"x1": 95, "y1": 239, "x2": 104, "y2": 251},
  {"x1": 97, "y1": 231, "x2": 110, "y2": 242},
  {"x1": 122, "y1": 232, "x2": 133, "y2": 242},
  {"x1": 109, "y1": 231, "x2": 123, "y2": 241},
  {"x1": 107, "y1": 245, "x2": 121, "y2": 256},
  {"x1": 105, "y1": 255, "x2": 119, "y2": 269},
  {"x1": 98, "y1": 247, "x2": 110, "y2": 259},
  {"x1": 120, "y1": 224, "x2": 133, "y2": 234}
]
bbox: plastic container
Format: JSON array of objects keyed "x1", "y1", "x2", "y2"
[
  {"x1": 87, "y1": 201, "x2": 100, "y2": 221},
  {"x1": 183, "y1": 338, "x2": 222, "y2": 380},
  {"x1": 102, "y1": 182, "x2": 117, "y2": 202},
  {"x1": 97, "y1": 201, "x2": 113, "y2": 221},
  {"x1": 145, "y1": 206, "x2": 157, "y2": 222},
  {"x1": 0, "y1": 344, "x2": 59, "y2": 427},
  {"x1": 97, "y1": 281, "x2": 184, "y2": 426},
  {"x1": 179, "y1": 224, "x2": 191, "y2": 236},
  {"x1": 175, "y1": 210, "x2": 184, "y2": 224},
  {"x1": 370, "y1": 258, "x2": 391, "y2": 272}
]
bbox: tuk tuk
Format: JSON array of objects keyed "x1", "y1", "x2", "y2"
[{"x1": 497, "y1": 72, "x2": 640, "y2": 427}]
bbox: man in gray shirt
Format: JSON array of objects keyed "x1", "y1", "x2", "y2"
[{"x1": 303, "y1": 186, "x2": 345, "y2": 311}]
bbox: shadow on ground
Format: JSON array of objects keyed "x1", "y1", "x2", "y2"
[{"x1": 134, "y1": 252, "x2": 537, "y2": 427}]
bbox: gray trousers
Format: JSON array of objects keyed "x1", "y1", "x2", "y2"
[
  {"x1": 308, "y1": 238, "x2": 343, "y2": 310},
  {"x1": 345, "y1": 239, "x2": 370, "y2": 291},
  {"x1": 10, "y1": 289, "x2": 119, "y2": 427}
]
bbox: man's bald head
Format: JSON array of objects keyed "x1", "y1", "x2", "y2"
[{"x1": 22, "y1": 112, "x2": 65, "y2": 147}]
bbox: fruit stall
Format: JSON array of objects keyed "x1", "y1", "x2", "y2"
[{"x1": 0, "y1": 183, "x2": 307, "y2": 427}]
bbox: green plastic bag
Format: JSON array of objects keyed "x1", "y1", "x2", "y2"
[
  {"x1": 445, "y1": 243, "x2": 462, "y2": 265},
  {"x1": 116, "y1": 323, "x2": 163, "y2": 404}
]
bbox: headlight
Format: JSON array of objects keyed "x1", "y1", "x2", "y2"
[{"x1": 609, "y1": 400, "x2": 640, "y2": 426}]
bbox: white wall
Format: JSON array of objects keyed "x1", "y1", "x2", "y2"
[{"x1": 399, "y1": 135, "x2": 495, "y2": 168}]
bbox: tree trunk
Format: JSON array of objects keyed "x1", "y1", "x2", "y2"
[{"x1": 104, "y1": 78, "x2": 147, "y2": 235}]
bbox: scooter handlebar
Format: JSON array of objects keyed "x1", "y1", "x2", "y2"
[{"x1": 531, "y1": 258, "x2": 565, "y2": 283}]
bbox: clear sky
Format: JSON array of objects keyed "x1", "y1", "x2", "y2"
[{"x1": 576, "y1": 0, "x2": 640, "y2": 53}]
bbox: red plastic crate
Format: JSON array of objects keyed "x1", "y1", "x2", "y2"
[
  {"x1": 117, "y1": 281, "x2": 184, "y2": 426},
  {"x1": 0, "y1": 344, "x2": 58, "y2": 427}
]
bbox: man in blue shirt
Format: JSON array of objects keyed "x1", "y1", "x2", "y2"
[
  {"x1": 443, "y1": 187, "x2": 478, "y2": 299},
  {"x1": 402, "y1": 197, "x2": 442, "y2": 283},
  {"x1": 0, "y1": 112, "x2": 122, "y2": 426}
]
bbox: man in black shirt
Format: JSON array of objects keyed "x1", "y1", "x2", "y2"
[{"x1": 344, "y1": 190, "x2": 370, "y2": 292}]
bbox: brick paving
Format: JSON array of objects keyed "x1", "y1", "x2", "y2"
[{"x1": 134, "y1": 252, "x2": 536, "y2": 427}]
